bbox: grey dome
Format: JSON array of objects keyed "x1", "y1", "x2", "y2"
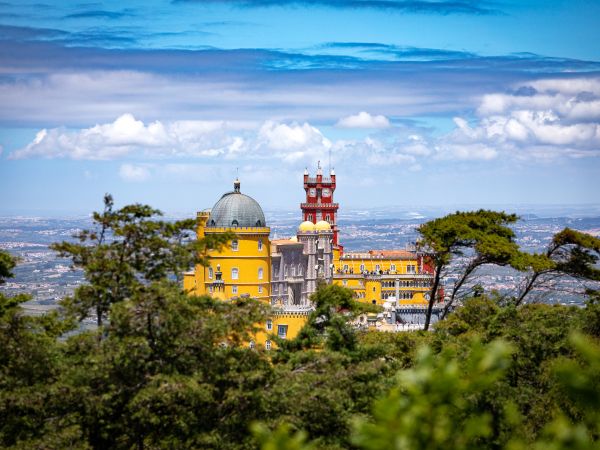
[{"x1": 207, "y1": 180, "x2": 266, "y2": 228}]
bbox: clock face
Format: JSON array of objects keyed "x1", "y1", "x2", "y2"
[
  {"x1": 309, "y1": 188, "x2": 316, "y2": 196},
  {"x1": 322, "y1": 188, "x2": 330, "y2": 197}
]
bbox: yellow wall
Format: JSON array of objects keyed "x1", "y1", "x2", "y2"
[
  {"x1": 334, "y1": 256, "x2": 419, "y2": 275},
  {"x1": 251, "y1": 312, "x2": 309, "y2": 349},
  {"x1": 365, "y1": 278, "x2": 382, "y2": 305},
  {"x1": 332, "y1": 253, "x2": 429, "y2": 306},
  {"x1": 190, "y1": 219, "x2": 271, "y2": 302}
]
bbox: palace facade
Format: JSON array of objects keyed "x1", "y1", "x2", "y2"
[{"x1": 183, "y1": 167, "x2": 436, "y2": 346}]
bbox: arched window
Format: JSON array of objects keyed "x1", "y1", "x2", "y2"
[
  {"x1": 231, "y1": 240, "x2": 239, "y2": 251},
  {"x1": 231, "y1": 268, "x2": 239, "y2": 280},
  {"x1": 258, "y1": 267, "x2": 264, "y2": 280},
  {"x1": 231, "y1": 220, "x2": 238, "y2": 227},
  {"x1": 208, "y1": 267, "x2": 213, "y2": 279},
  {"x1": 258, "y1": 239, "x2": 263, "y2": 251}
]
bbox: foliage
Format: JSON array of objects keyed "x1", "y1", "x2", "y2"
[
  {"x1": 352, "y1": 340, "x2": 515, "y2": 450},
  {"x1": 514, "y1": 228, "x2": 600, "y2": 305},
  {"x1": 274, "y1": 282, "x2": 380, "y2": 356},
  {"x1": 51, "y1": 194, "x2": 233, "y2": 327},
  {"x1": 417, "y1": 210, "x2": 522, "y2": 329},
  {"x1": 2, "y1": 202, "x2": 600, "y2": 449},
  {"x1": 0, "y1": 249, "x2": 16, "y2": 282}
]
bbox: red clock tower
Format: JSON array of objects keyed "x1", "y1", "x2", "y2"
[{"x1": 301, "y1": 162, "x2": 341, "y2": 248}]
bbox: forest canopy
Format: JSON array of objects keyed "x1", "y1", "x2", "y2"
[{"x1": 1, "y1": 200, "x2": 599, "y2": 449}]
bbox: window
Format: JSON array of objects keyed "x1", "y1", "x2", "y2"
[
  {"x1": 343, "y1": 264, "x2": 349, "y2": 271},
  {"x1": 343, "y1": 280, "x2": 347, "y2": 286},
  {"x1": 209, "y1": 286, "x2": 214, "y2": 293},
  {"x1": 258, "y1": 239, "x2": 263, "y2": 251},
  {"x1": 278, "y1": 325, "x2": 288, "y2": 339},
  {"x1": 375, "y1": 264, "x2": 380, "y2": 272},
  {"x1": 266, "y1": 319, "x2": 273, "y2": 331},
  {"x1": 407, "y1": 265, "x2": 416, "y2": 273},
  {"x1": 258, "y1": 285, "x2": 263, "y2": 294},
  {"x1": 208, "y1": 267, "x2": 213, "y2": 279},
  {"x1": 291, "y1": 266, "x2": 295, "y2": 277},
  {"x1": 284, "y1": 265, "x2": 288, "y2": 277},
  {"x1": 258, "y1": 267, "x2": 264, "y2": 280},
  {"x1": 325, "y1": 214, "x2": 331, "y2": 222},
  {"x1": 390, "y1": 264, "x2": 396, "y2": 272},
  {"x1": 360, "y1": 264, "x2": 365, "y2": 272},
  {"x1": 232, "y1": 285, "x2": 238, "y2": 294},
  {"x1": 231, "y1": 239, "x2": 239, "y2": 251},
  {"x1": 265, "y1": 340, "x2": 271, "y2": 350},
  {"x1": 249, "y1": 340, "x2": 255, "y2": 349},
  {"x1": 231, "y1": 268, "x2": 239, "y2": 280}
]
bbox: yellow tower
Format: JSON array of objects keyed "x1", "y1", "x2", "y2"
[{"x1": 184, "y1": 179, "x2": 271, "y2": 301}]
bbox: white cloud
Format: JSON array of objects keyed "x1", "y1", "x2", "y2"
[
  {"x1": 256, "y1": 121, "x2": 332, "y2": 163},
  {"x1": 119, "y1": 163, "x2": 151, "y2": 182},
  {"x1": 434, "y1": 142, "x2": 498, "y2": 161},
  {"x1": 11, "y1": 114, "x2": 173, "y2": 160},
  {"x1": 336, "y1": 111, "x2": 390, "y2": 128},
  {"x1": 10, "y1": 115, "x2": 334, "y2": 166},
  {"x1": 10, "y1": 114, "x2": 250, "y2": 160},
  {"x1": 445, "y1": 77, "x2": 600, "y2": 161}
]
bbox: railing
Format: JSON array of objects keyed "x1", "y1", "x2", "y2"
[
  {"x1": 204, "y1": 226, "x2": 270, "y2": 233},
  {"x1": 304, "y1": 177, "x2": 333, "y2": 184},
  {"x1": 272, "y1": 304, "x2": 315, "y2": 313},
  {"x1": 334, "y1": 272, "x2": 430, "y2": 277},
  {"x1": 300, "y1": 203, "x2": 339, "y2": 209},
  {"x1": 341, "y1": 253, "x2": 418, "y2": 260}
]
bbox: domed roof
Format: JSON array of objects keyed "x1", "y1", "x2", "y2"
[
  {"x1": 289, "y1": 236, "x2": 298, "y2": 242},
  {"x1": 207, "y1": 180, "x2": 266, "y2": 228},
  {"x1": 298, "y1": 221, "x2": 315, "y2": 232},
  {"x1": 315, "y1": 220, "x2": 332, "y2": 231}
]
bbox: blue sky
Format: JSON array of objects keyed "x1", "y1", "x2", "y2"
[{"x1": 0, "y1": 0, "x2": 599, "y2": 214}]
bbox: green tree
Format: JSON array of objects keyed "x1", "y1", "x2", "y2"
[
  {"x1": 351, "y1": 339, "x2": 514, "y2": 450},
  {"x1": 417, "y1": 210, "x2": 522, "y2": 330},
  {"x1": 52, "y1": 194, "x2": 232, "y2": 328},
  {"x1": 0, "y1": 250, "x2": 76, "y2": 446},
  {"x1": 513, "y1": 228, "x2": 600, "y2": 305}
]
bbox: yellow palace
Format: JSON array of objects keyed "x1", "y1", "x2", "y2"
[{"x1": 184, "y1": 168, "x2": 435, "y2": 347}]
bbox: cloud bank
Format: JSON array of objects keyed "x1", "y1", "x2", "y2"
[{"x1": 11, "y1": 77, "x2": 600, "y2": 178}]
